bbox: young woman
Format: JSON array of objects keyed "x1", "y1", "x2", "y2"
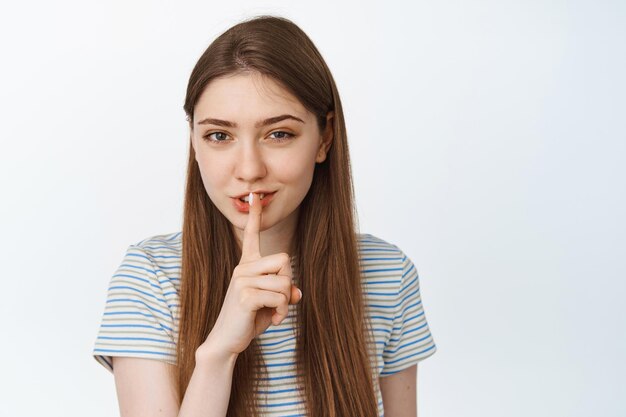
[{"x1": 92, "y1": 15, "x2": 437, "y2": 417}]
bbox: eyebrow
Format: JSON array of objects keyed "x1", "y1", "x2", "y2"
[{"x1": 197, "y1": 114, "x2": 305, "y2": 128}]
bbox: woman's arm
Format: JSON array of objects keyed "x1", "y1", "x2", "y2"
[
  {"x1": 112, "y1": 357, "x2": 180, "y2": 416},
  {"x1": 112, "y1": 347, "x2": 238, "y2": 417},
  {"x1": 177, "y1": 348, "x2": 238, "y2": 417},
  {"x1": 379, "y1": 364, "x2": 418, "y2": 417}
]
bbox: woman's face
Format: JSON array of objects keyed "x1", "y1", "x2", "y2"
[{"x1": 190, "y1": 72, "x2": 333, "y2": 243}]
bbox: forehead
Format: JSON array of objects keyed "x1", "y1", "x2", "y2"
[{"x1": 194, "y1": 72, "x2": 310, "y2": 122}]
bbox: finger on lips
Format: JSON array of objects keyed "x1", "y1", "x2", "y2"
[
  {"x1": 241, "y1": 192, "x2": 262, "y2": 263},
  {"x1": 240, "y1": 191, "x2": 302, "y2": 306}
]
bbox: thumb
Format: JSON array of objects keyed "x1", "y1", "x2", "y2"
[{"x1": 290, "y1": 285, "x2": 303, "y2": 304}]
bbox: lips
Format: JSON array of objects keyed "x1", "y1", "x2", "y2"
[
  {"x1": 231, "y1": 191, "x2": 276, "y2": 212},
  {"x1": 233, "y1": 190, "x2": 275, "y2": 200}
]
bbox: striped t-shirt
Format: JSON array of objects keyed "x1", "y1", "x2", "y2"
[{"x1": 92, "y1": 231, "x2": 437, "y2": 416}]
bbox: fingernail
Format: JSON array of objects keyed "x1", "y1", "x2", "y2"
[
  {"x1": 249, "y1": 192, "x2": 254, "y2": 206},
  {"x1": 297, "y1": 288, "x2": 303, "y2": 299}
]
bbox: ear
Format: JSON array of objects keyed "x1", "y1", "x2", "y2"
[{"x1": 316, "y1": 111, "x2": 334, "y2": 163}]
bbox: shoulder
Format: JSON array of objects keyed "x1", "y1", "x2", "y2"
[
  {"x1": 356, "y1": 233, "x2": 412, "y2": 283},
  {"x1": 122, "y1": 231, "x2": 183, "y2": 291},
  {"x1": 131, "y1": 231, "x2": 182, "y2": 257},
  {"x1": 125, "y1": 231, "x2": 183, "y2": 268},
  {"x1": 93, "y1": 231, "x2": 182, "y2": 371},
  {"x1": 356, "y1": 232, "x2": 407, "y2": 261}
]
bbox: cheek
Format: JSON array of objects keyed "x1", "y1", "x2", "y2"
[
  {"x1": 273, "y1": 151, "x2": 316, "y2": 187},
  {"x1": 196, "y1": 153, "x2": 230, "y2": 190}
]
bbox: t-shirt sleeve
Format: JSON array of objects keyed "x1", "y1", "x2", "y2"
[
  {"x1": 380, "y1": 250, "x2": 437, "y2": 377},
  {"x1": 92, "y1": 244, "x2": 177, "y2": 373}
]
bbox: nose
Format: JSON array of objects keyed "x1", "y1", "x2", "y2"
[{"x1": 233, "y1": 140, "x2": 267, "y2": 182}]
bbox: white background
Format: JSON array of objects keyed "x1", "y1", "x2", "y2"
[{"x1": 0, "y1": 1, "x2": 624, "y2": 416}]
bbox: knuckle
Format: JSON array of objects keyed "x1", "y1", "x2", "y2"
[
  {"x1": 279, "y1": 292, "x2": 289, "y2": 305},
  {"x1": 278, "y1": 252, "x2": 290, "y2": 264},
  {"x1": 280, "y1": 276, "x2": 292, "y2": 292}
]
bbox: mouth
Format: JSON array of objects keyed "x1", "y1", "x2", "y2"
[
  {"x1": 231, "y1": 191, "x2": 276, "y2": 212},
  {"x1": 234, "y1": 192, "x2": 272, "y2": 202}
]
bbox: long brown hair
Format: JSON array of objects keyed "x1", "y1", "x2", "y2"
[{"x1": 176, "y1": 15, "x2": 378, "y2": 416}]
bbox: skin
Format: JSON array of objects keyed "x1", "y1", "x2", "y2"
[
  {"x1": 379, "y1": 365, "x2": 418, "y2": 417},
  {"x1": 189, "y1": 71, "x2": 334, "y2": 257}
]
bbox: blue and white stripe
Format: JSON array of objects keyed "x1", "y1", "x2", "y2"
[{"x1": 92, "y1": 231, "x2": 437, "y2": 416}]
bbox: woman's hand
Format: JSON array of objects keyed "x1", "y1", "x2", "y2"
[{"x1": 199, "y1": 192, "x2": 302, "y2": 358}]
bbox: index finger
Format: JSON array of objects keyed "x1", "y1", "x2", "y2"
[{"x1": 240, "y1": 192, "x2": 262, "y2": 263}]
